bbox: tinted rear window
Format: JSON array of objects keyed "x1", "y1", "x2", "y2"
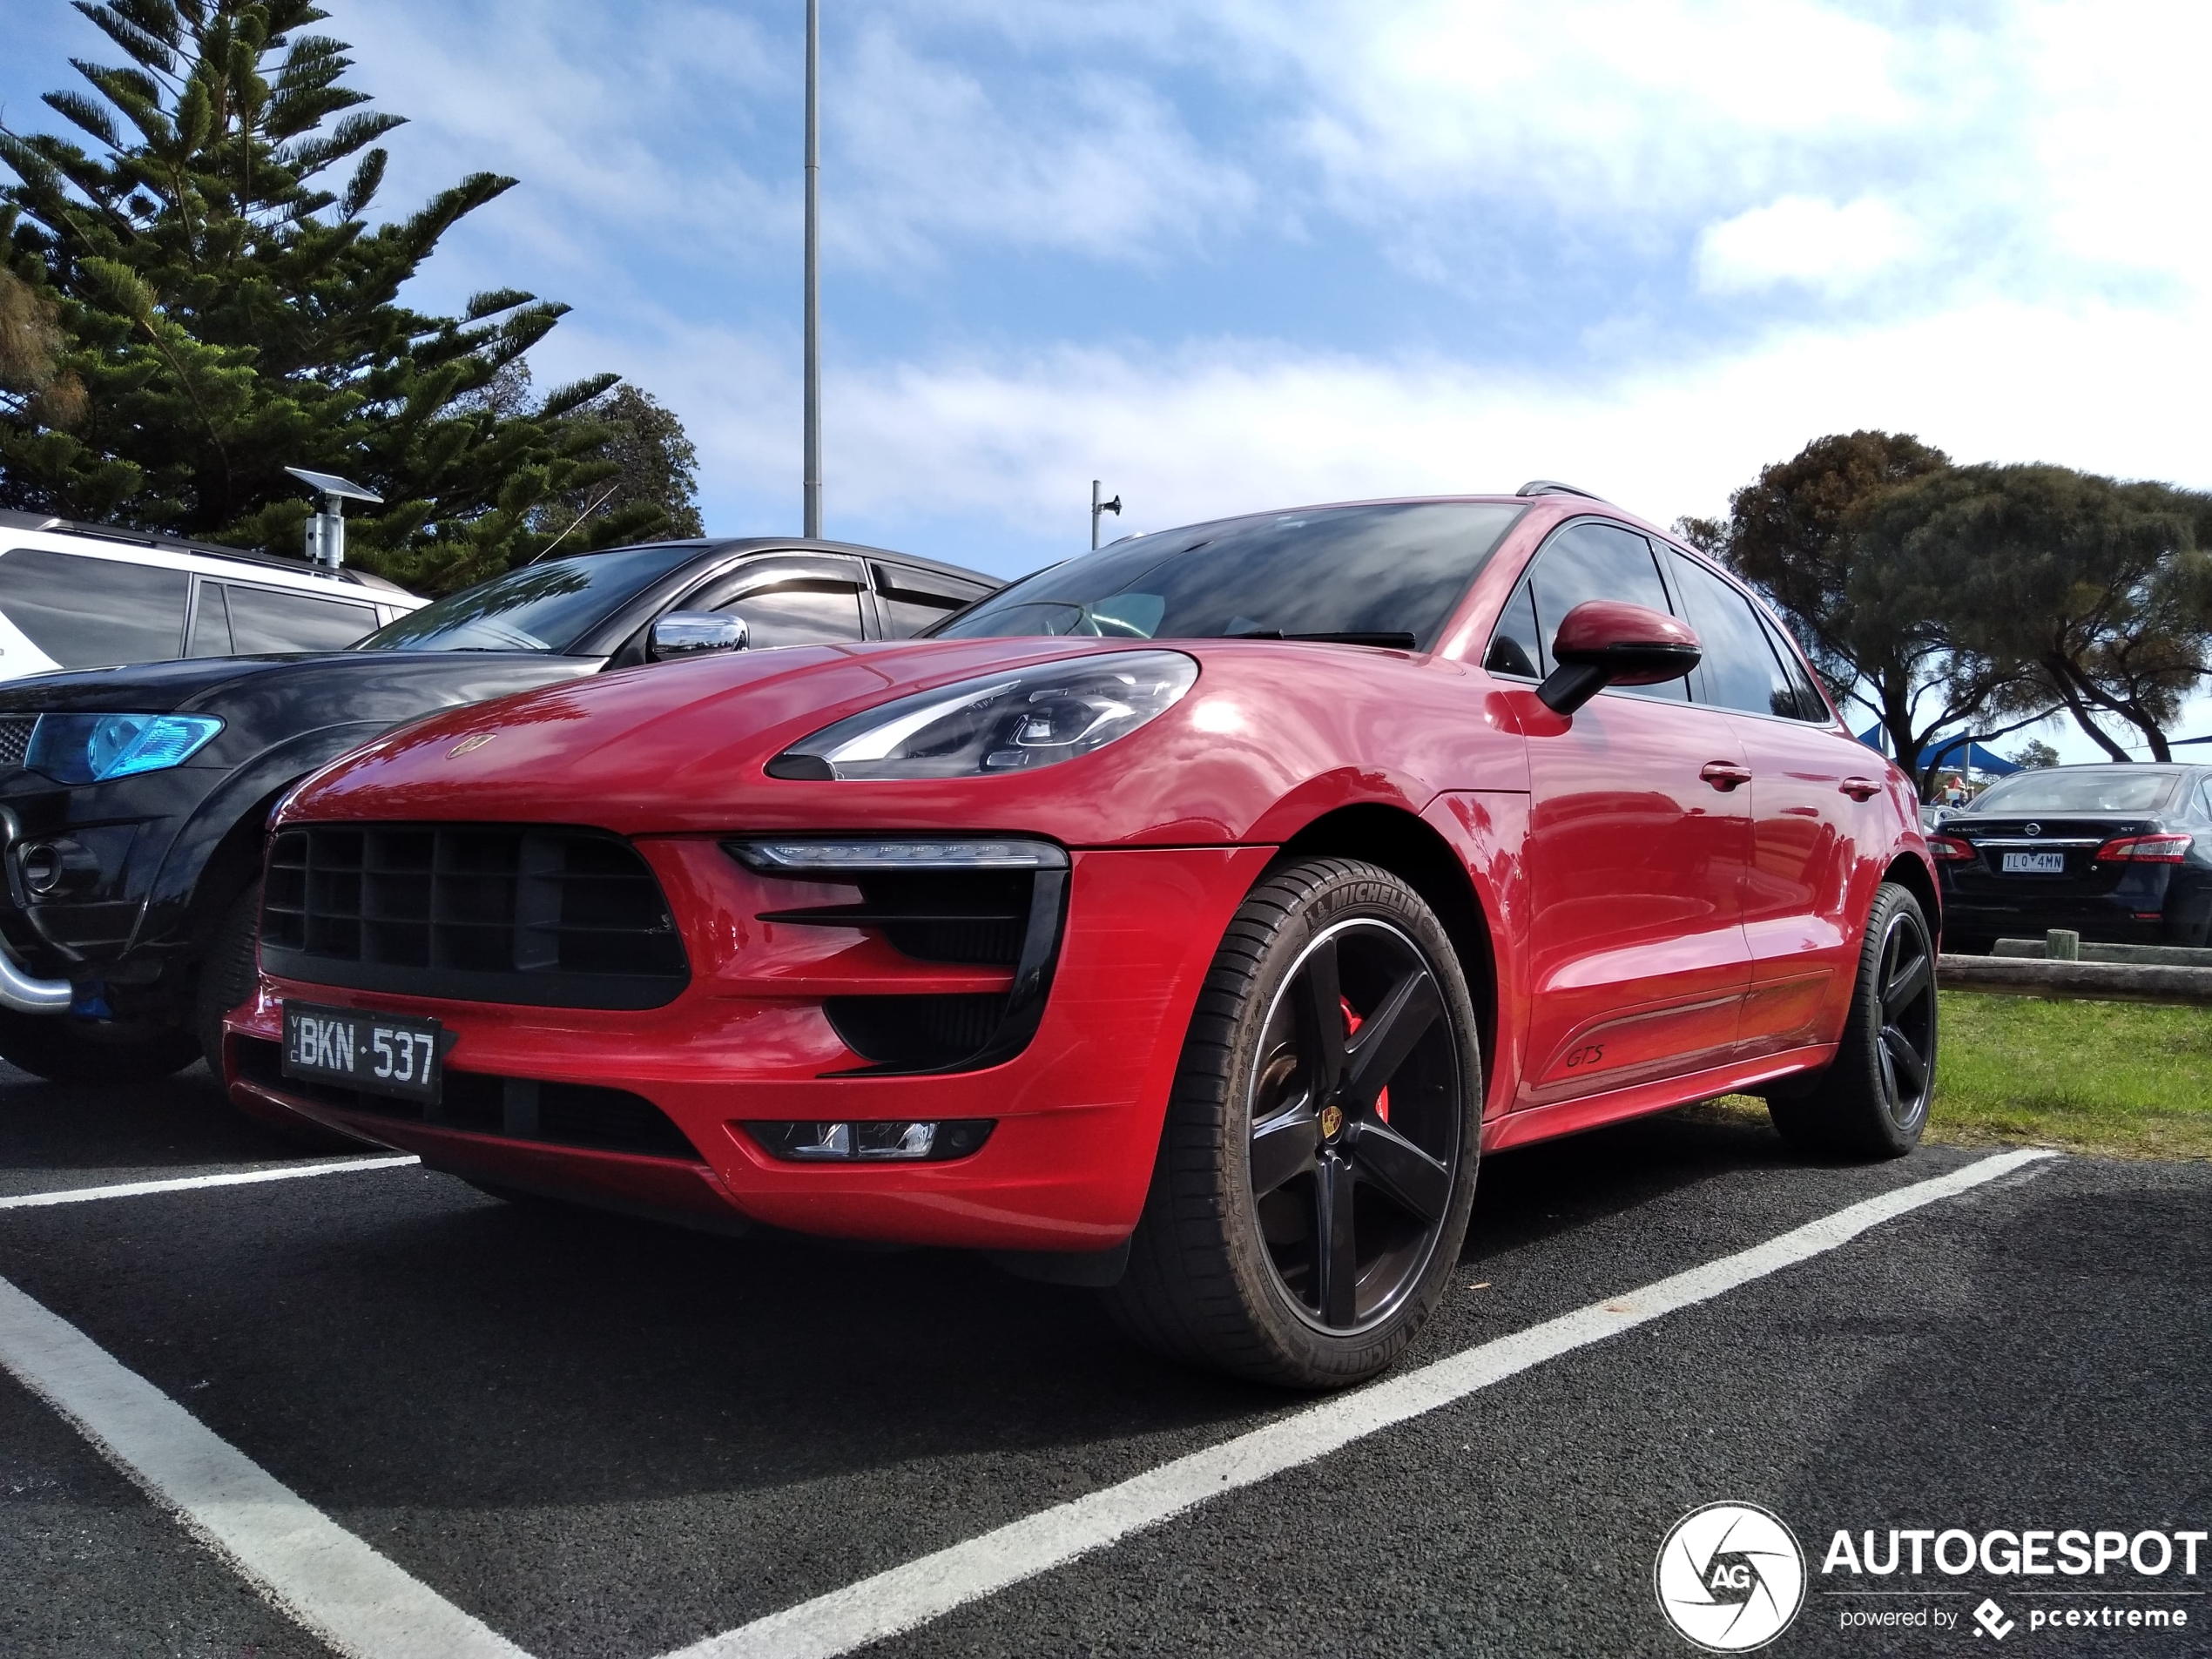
[
  {"x1": 0, "y1": 546, "x2": 190, "y2": 668},
  {"x1": 938, "y1": 502, "x2": 1525, "y2": 650},
  {"x1": 1971, "y1": 770, "x2": 2181, "y2": 814},
  {"x1": 221, "y1": 583, "x2": 380, "y2": 652}
]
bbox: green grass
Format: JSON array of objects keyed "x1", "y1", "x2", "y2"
[{"x1": 1697, "y1": 991, "x2": 2212, "y2": 1160}]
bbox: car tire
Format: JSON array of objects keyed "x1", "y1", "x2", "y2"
[
  {"x1": 194, "y1": 880, "x2": 263, "y2": 1076},
  {"x1": 1106, "y1": 857, "x2": 1484, "y2": 1390},
  {"x1": 1769, "y1": 881, "x2": 1939, "y2": 1160},
  {"x1": 0, "y1": 1009, "x2": 199, "y2": 1085}
]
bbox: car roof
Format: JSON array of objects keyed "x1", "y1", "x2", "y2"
[
  {"x1": 1099, "y1": 486, "x2": 1639, "y2": 550},
  {"x1": 0, "y1": 509, "x2": 417, "y2": 597},
  {"x1": 570, "y1": 535, "x2": 999, "y2": 589}
]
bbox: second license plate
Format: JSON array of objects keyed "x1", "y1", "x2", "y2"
[
  {"x1": 282, "y1": 1000, "x2": 443, "y2": 1103},
  {"x1": 2000, "y1": 851, "x2": 2067, "y2": 874}
]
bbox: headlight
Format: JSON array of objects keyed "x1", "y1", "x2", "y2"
[
  {"x1": 24, "y1": 713, "x2": 224, "y2": 783},
  {"x1": 767, "y1": 650, "x2": 1197, "y2": 780}
]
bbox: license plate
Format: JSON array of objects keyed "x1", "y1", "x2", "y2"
[
  {"x1": 2000, "y1": 851, "x2": 2067, "y2": 874},
  {"x1": 282, "y1": 1001, "x2": 442, "y2": 1103}
]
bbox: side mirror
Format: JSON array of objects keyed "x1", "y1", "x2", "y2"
[
  {"x1": 650, "y1": 611, "x2": 749, "y2": 661},
  {"x1": 1537, "y1": 600, "x2": 1701, "y2": 715}
]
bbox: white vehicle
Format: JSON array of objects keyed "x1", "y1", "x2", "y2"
[{"x1": 0, "y1": 510, "x2": 425, "y2": 685}]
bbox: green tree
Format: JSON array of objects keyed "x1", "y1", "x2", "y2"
[
  {"x1": 482, "y1": 367, "x2": 703, "y2": 550},
  {"x1": 1710, "y1": 430, "x2": 2047, "y2": 792},
  {"x1": 0, "y1": 0, "x2": 693, "y2": 591},
  {"x1": 1865, "y1": 465, "x2": 2212, "y2": 763},
  {"x1": 2006, "y1": 738, "x2": 2060, "y2": 770}
]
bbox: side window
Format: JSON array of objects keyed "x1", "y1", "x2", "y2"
[
  {"x1": 0, "y1": 547, "x2": 189, "y2": 667},
  {"x1": 221, "y1": 583, "x2": 381, "y2": 653},
  {"x1": 186, "y1": 583, "x2": 233, "y2": 657},
  {"x1": 1757, "y1": 611, "x2": 1831, "y2": 723},
  {"x1": 1483, "y1": 579, "x2": 1542, "y2": 678},
  {"x1": 874, "y1": 563, "x2": 990, "y2": 638},
  {"x1": 702, "y1": 581, "x2": 865, "y2": 648},
  {"x1": 2195, "y1": 779, "x2": 2212, "y2": 823},
  {"x1": 1521, "y1": 521, "x2": 1686, "y2": 701},
  {"x1": 1669, "y1": 552, "x2": 1799, "y2": 718}
]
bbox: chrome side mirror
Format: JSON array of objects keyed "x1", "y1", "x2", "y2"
[{"x1": 649, "y1": 611, "x2": 749, "y2": 660}]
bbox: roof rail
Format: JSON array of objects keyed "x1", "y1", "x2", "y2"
[
  {"x1": 0, "y1": 508, "x2": 394, "y2": 588},
  {"x1": 1516, "y1": 480, "x2": 1608, "y2": 502}
]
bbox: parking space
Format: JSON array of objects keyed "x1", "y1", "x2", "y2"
[{"x1": 3, "y1": 1063, "x2": 2205, "y2": 1657}]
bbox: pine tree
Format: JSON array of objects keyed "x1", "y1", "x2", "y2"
[{"x1": 0, "y1": 0, "x2": 699, "y2": 591}]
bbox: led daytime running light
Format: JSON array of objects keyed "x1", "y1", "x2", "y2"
[{"x1": 730, "y1": 837, "x2": 1068, "y2": 872}]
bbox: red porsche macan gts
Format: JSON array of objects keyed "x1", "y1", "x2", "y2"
[{"x1": 227, "y1": 485, "x2": 1937, "y2": 1388}]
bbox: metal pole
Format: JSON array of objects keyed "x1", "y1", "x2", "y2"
[
  {"x1": 802, "y1": 0, "x2": 821, "y2": 539},
  {"x1": 1091, "y1": 479, "x2": 1101, "y2": 550}
]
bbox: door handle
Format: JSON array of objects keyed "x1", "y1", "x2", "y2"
[
  {"x1": 1839, "y1": 777, "x2": 1882, "y2": 801},
  {"x1": 1699, "y1": 762, "x2": 1752, "y2": 792}
]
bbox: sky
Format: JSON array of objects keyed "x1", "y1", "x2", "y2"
[{"x1": 6, "y1": 0, "x2": 2212, "y2": 759}]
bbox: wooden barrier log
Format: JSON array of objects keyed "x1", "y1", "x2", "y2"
[{"x1": 1938, "y1": 953, "x2": 2212, "y2": 1008}]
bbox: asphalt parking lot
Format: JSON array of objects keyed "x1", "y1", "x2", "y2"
[{"x1": 2, "y1": 1062, "x2": 2206, "y2": 1659}]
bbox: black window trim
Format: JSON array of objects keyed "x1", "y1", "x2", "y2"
[
  {"x1": 1662, "y1": 540, "x2": 1838, "y2": 728},
  {"x1": 1483, "y1": 514, "x2": 1709, "y2": 710}
]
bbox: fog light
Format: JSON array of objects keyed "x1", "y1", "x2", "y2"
[
  {"x1": 745, "y1": 1119, "x2": 995, "y2": 1162},
  {"x1": 17, "y1": 839, "x2": 96, "y2": 896},
  {"x1": 19, "y1": 844, "x2": 63, "y2": 894}
]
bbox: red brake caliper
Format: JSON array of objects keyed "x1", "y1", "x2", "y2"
[{"x1": 1341, "y1": 997, "x2": 1390, "y2": 1123}]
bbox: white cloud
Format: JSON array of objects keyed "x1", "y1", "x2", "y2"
[
  {"x1": 1696, "y1": 196, "x2": 1919, "y2": 295},
  {"x1": 829, "y1": 23, "x2": 1256, "y2": 266},
  {"x1": 588, "y1": 289, "x2": 2212, "y2": 577}
]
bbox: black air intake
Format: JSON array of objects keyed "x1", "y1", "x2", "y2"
[{"x1": 263, "y1": 824, "x2": 688, "y2": 1009}]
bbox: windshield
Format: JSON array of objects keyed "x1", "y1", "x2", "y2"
[
  {"x1": 936, "y1": 502, "x2": 1526, "y2": 650},
  {"x1": 356, "y1": 543, "x2": 700, "y2": 653},
  {"x1": 1970, "y1": 769, "x2": 2182, "y2": 814}
]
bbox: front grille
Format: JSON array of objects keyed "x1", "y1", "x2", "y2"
[
  {"x1": 0, "y1": 717, "x2": 34, "y2": 770},
  {"x1": 233, "y1": 1035, "x2": 702, "y2": 1160},
  {"x1": 262, "y1": 823, "x2": 689, "y2": 1009}
]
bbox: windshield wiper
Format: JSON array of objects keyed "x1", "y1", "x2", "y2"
[{"x1": 1227, "y1": 629, "x2": 1420, "y2": 649}]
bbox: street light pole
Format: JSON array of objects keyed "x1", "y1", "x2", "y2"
[
  {"x1": 1090, "y1": 479, "x2": 1121, "y2": 550},
  {"x1": 802, "y1": 0, "x2": 822, "y2": 540}
]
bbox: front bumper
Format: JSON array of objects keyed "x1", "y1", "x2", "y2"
[{"x1": 226, "y1": 840, "x2": 1274, "y2": 1250}]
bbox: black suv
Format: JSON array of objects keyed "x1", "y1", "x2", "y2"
[{"x1": 0, "y1": 536, "x2": 996, "y2": 1083}]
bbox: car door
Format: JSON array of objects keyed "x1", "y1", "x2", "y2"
[
  {"x1": 680, "y1": 555, "x2": 873, "y2": 647},
  {"x1": 1666, "y1": 548, "x2": 1869, "y2": 1059},
  {"x1": 1486, "y1": 520, "x2": 1754, "y2": 1109}
]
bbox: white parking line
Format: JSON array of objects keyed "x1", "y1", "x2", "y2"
[
  {"x1": 0, "y1": 1271, "x2": 526, "y2": 1659},
  {"x1": 0, "y1": 1157, "x2": 420, "y2": 1211},
  {"x1": 664, "y1": 1149, "x2": 2056, "y2": 1659}
]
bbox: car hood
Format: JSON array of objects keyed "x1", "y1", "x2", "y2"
[
  {"x1": 0, "y1": 651, "x2": 600, "y2": 717},
  {"x1": 281, "y1": 635, "x2": 1505, "y2": 847}
]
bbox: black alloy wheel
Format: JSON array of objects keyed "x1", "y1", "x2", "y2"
[
  {"x1": 1869, "y1": 903, "x2": 1938, "y2": 1133},
  {"x1": 1247, "y1": 917, "x2": 1463, "y2": 1332},
  {"x1": 1770, "y1": 881, "x2": 1939, "y2": 1160},
  {"x1": 1109, "y1": 858, "x2": 1483, "y2": 1388}
]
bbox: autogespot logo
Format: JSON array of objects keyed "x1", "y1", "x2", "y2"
[{"x1": 1656, "y1": 1502, "x2": 1808, "y2": 1652}]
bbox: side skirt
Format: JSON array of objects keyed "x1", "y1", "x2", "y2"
[{"x1": 1481, "y1": 1042, "x2": 1838, "y2": 1153}]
